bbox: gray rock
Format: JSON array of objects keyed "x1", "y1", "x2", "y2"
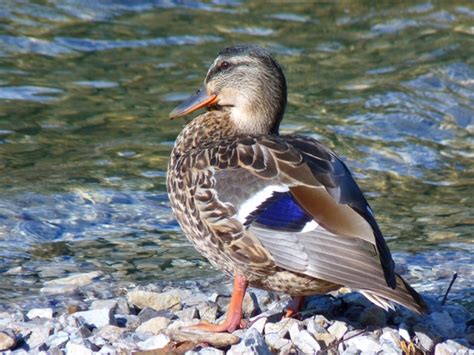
[
  {"x1": 228, "y1": 328, "x2": 271, "y2": 355},
  {"x1": 91, "y1": 299, "x2": 117, "y2": 312},
  {"x1": 176, "y1": 306, "x2": 199, "y2": 321},
  {"x1": 25, "y1": 324, "x2": 52, "y2": 350},
  {"x1": 359, "y1": 306, "x2": 387, "y2": 327},
  {"x1": 26, "y1": 308, "x2": 54, "y2": 320},
  {"x1": 292, "y1": 329, "x2": 321, "y2": 353},
  {"x1": 97, "y1": 345, "x2": 118, "y2": 354},
  {"x1": 264, "y1": 317, "x2": 300, "y2": 338},
  {"x1": 198, "y1": 304, "x2": 218, "y2": 322},
  {"x1": 242, "y1": 292, "x2": 258, "y2": 318},
  {"x1": 380, "y1": 327, "x2": 400, "y2": 349},
  {"x1": 0, "y1": 330, "x2": 16, "y2": 351},
  {"x1": 307, "y1": 317, "x2": 328, "y2": 336},
  {"x1": 249, "y1": 316, "x2": 267, "y2": 334},
  {"x1": 185, "y1": 347, "x2": 225, "y2": 355},
  {"x1": 71, "y1": 308, "x2": 115, "y2": 328},
  {"x1": 135, "y1": 316, "x2": 171, "y2": 335},
  {"x1": 345, "y1": 334, "x2": 383, "y2": 353},
  {"x1": 96, "y1": 325, "x2": 126, "y2": 342},
  {"x1": 434, "y1": 340, "x2": 470, "y2": 355},
  {"x1": 65, "y1": 341, "x2": 93, "y2": 355},
  {"x1": 288, "y1": 321, "x2": 303, "y2": 343},
  {"x1": 46, "y1": 331, "x2": 69, "y2": 348},
  {"x1": 328, "y1": 320, "x2": 348, "y2": 340},
  {"x1": 127, "y1": 290, "x2": 182, "y2": 311},
  {"x1": 264, "y1": 333, "x2": 291, "y2": 352},
  {"x1": 167, "y1": 329, "x2": 239, "y2": 348},
  {"x1": 137, "y1": 333, "x2": 170, "y2": 351},
  {"x1": 137, "y1": 307, "x2": 174, "y2": 324}
]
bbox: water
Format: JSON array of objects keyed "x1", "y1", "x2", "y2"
[{"x1": 0, "y1": 1, "x2": 472, "y2": 311}]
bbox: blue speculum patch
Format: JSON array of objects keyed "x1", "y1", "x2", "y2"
[{"x1": 253, "y1": 192, "x2": 313, "y2": 231}]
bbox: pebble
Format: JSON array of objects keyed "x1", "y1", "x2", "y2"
[
  {"x1": 135, "y1": 316, "x2": 171, "y2": 334},
  {"x1": 228, "y1": 328, "x2": 271, "y2": 355},
  {"x1": 0, "y1": 330, "x2": 16, "y2": 351},
  {"x1": 186, "y1": 347, "x2": 225, "y2": 355},
  {"x1": 127, "y1": 290, "x2": 182, "y2": 311},
  {"x1": 292, "y1": 329, "x2": 321, "y2": 353},
  {"x1": 169, "y1": 329, "x2": 240, "y2": 348},
  {"x1": 25, "y1": 324, "x2": 53, "y2": 349},
  {"x1": 137, "y1": 333, "x2": 170, "y2": 350},
  {"x1": 65, "y1": 341, "x2": 93, "y2": 355},
  {"x1": 26, "y1": 308, "x2": 54, "y2": 320},
  {"x1": 249, "y1": 316, "x2": 267, "y2": 334},
  {"x1": 0, "y1": 278, "x2": 471, "y2": 354},
  {"x1": 71, "y1": 308, "x2": 115, "y2": 328},
  {"x1": 328, "y1": 320, "x2": 348, "y2": 340}
]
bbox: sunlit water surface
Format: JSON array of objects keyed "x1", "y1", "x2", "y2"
[{"x1": 0, "y1": 1, "x2": 472, "y2": 311}]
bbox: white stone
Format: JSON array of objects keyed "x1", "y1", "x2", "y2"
[
  {"x1": 293, "y1": 329, "x2": 321, "y2": 353},
  {"x1": 136, "y1": 317, "x2": 171, "y2": 335},
  {"x1": 98, "y1": 345, "x2": 118, "y2": 354},
  {"x1": 434, "y1": 340, "x2": 470, "y2": 355},
  {"x1": 185, "y1": 347, "x2": 224, "y2": 355},
  {"x1": 91, "y1": 299, "x2": 117, "y2": 312},
  {"x1": 289, "y1": 321, "x2": 303, "y2": 343},
  {"x1": 26, "y1": 325, "x2": 53, "y2": 349},
  {"x1": 27, "y1": 308, "x2": 54, "y2": 320},
  {"x1": 127, "y1": 290, "x2": 182, "y2": 311},
  {"x1": 137, "y1": 334, "x2": 170, "y2": 351},
  {"x1": 398, "y1": 326, "x2": 411, "y2": 342},
  {"x1": 346, "y1": 335, "x2": 383, "y2": 353},
  {"x1": 66, "y1": 342, "x2": 93, "y2": 355},
  {"x1": 328, "y1": 320, "x2": 348, "y2": 340},
  {"x1": 71, "y1": 308, "x2": 114, "y2": 328},
  {"x1": 228, "y1": 328, "x2": 271, "y2": 355},
  {"x1": 47, "y1": 331, "x2": 69, "y2": 348},
  {"x1": 249, "y1": 317, "x2": 267, "y2": 334}
]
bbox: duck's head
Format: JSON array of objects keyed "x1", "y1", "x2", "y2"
[{"x1": 169, "y1": 44, "x2": 287, "y2": 135}]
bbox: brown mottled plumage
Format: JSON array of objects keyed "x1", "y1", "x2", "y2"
[{"x1": 166, "y1": 44, "x2": 425, "y2": 332}]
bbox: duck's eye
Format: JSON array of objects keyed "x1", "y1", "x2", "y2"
[{"x1": 218, "y1": 61, "x2": 231, "y2": 71}]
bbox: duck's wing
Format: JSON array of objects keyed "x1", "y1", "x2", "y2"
[{"x1": 208, "y1": 135, "x2": 425, "y2": 313}]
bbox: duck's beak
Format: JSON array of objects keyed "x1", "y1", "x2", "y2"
[{"x1": 169, "y1": 86, "x2": 218, "y2": 120}]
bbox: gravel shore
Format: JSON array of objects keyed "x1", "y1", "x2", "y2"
[{"x1": 0, "y1": 272, "x2": 472, "y2": 354}]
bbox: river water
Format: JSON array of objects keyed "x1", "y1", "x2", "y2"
[{"x1": 0, "y1": 1, "x2": 472, "y2": 311}]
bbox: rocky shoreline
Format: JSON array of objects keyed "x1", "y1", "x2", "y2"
[{"x1": 0, "y1": 272, "x2": 472, "y2": 354}]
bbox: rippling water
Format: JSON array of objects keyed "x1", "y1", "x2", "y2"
[{"x1": 0, "y1": 1, "x2": 472, "y2": 311}]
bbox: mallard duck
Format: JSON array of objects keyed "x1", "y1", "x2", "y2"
[{"x1": 167, "y1": 44, "x2": 425, "y2": 332}]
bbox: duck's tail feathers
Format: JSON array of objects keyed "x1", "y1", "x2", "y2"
[{"x1": 359, "y1": 273, "x2": 426, "y2": 314}]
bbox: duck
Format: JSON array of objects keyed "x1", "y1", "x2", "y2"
[{"x1": 166, "y1": 44, "x2": 425, "y2": 332}]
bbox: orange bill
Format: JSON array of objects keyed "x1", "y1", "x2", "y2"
[{"x1": 169, "y1": 86, "x2": 218, "y2": 119}]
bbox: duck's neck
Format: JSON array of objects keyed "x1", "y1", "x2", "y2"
[{"x1": 172, "y1": 111, "x2": 239, "y2": 154}]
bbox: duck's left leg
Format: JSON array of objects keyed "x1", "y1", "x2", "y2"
[
  {"x1": 285, "y1": 296, "x2": 305, "y2": 318},
  {"x1": 188, "y1": 275, "x2": 248, "y2": 333}
]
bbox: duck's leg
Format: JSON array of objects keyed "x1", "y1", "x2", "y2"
[
  {"x1": 188, "y1": 275, "x2": 248, "y2": 333},
  {"x1": 285, "y1": 296, "x2": 305, "y2": 318}
]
